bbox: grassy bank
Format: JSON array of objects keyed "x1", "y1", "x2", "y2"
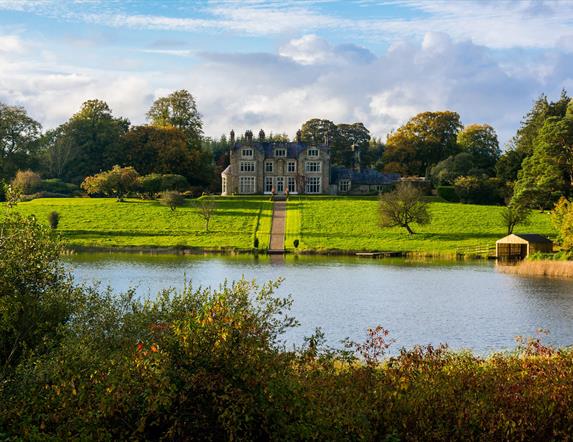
[
  {"x1": 285, "y1": 196, "x2": 555, "y2": 255},
  {"x1": 5, "y1": 196, "x2": 273, "y2": 251},
  {"x1": 4, "y1": 195, "x2": 556, "y2": 255}
]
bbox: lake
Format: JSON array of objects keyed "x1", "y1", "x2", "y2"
[{"x1": 66, "y1": 253, "x2": 573, "y2": 355}]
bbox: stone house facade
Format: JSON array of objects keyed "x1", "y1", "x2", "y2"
[{"x1": 221, "y1": 129, "x2": 330, "y2": 195}]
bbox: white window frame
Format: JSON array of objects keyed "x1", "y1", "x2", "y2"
[
  {"x1": 339, "y1": 179, "x2": 351, "y2": 193},
  {"x1": 265, "y1": 161, "x2": 273, "y2": 173},
  {"x1": 222, "y1": 176, "x2": 228, "y2": 194},
  {"x1": 276, "y1": 176, "x2": 285, "y2": 193},
  {"x1": 287, "y1": 161, "x2": 296, "y2": 173},
  {"x1": 264, "y1": 176, "x2": 273, "y2": 193},
  {"x1": 239, "y1": 176, "x2": 256, "y2": 194},
  {"x1": 287, "y1": 176, "x2": 296, "y2": 193},
  {"x1": 241, "y1": 148, "x2": 253, "y2": 158},
  {"x1": 308, "y1": 148, "x2": 319, "y2": 157},
  {"x1": 305, "y1": 176, "x2": 321, "y2": 194},
  {"x1": 305, "y1": 161, "x2": 321, "y2": 173},
  {"x1": 274, "y1": 148, "x2": 287, "y2": 157},
  {"x1": 240, "y1": 161, "x2": 256, "y2": 172}
]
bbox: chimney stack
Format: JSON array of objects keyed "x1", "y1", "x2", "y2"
[
  {"x1": 296, "y1": 129, "x2": 302, "y2": 143},
  {"x1": 230, "y1": 129, "x2": 235, "y2": 144},
  {"x1": 245, "y1": 130, "x2": 253, "y2": 144},
  {"x1": 259, "y1": 129, "x2": 265, "y2": 141}
]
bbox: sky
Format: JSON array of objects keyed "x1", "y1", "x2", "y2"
[{"x1": 0, "y1": 0, "x2": 572, "y2": 146}]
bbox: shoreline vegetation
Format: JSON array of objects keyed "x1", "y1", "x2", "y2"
[
  {"x1": 498, "y1": 260, "x2": 573, "y2": 278},
  {"x1": 4, "y1": 210, "x2": 573, "y2": 440},
  {"x1": 3, "y1": 195, "x2": 555, "y2": 258}
]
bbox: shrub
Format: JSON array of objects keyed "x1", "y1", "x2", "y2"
[
  {"x1": 161, "y1": 174, "x2": 189, "y2": 192},
  {"x1": 254, "y1": 237, "x2": 259, "y2": 248},
  {"x1": 454, "y1": 176, "x2": 503, "y2": 205},
  {"x1": 137, "y1": 173, "x2": 163, "y2": 199},
  {"x1": 436, "y1": 185, "x2": 459, "y2": 202},
  {"x1": 48, "y1": 211, "x2": 60, "y2": 229},
  {"x1": 37, "y1": 178, "x2": 80, "y2": 195},
  {"x1": 160, "y1": 191, "x2": 185, "y2": 211},
  {"x1": 11, "y1": 170, "x2": 41, "y2": 194},
  {"x1": 0, "y1": 180, "x2": 6, "y2": 202},
  {"x1": 81, "y1": 166, "x2": 140, "y2": 201},
  {"x1": 293, "y1": 239, "x2": 299, "y2": 249}
]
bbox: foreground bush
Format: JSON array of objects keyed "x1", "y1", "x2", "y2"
[{"x1": 3, "y1": 212, "x2": 573, "y2": 440}]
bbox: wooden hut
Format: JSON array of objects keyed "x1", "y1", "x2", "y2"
[{"x1": 496, "y1": 234, "x2": 553, "y2": 259}]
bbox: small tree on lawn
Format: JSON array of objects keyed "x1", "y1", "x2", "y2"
[
  {"x1": 197, "y1": 197, "x2": 216, "y2": 232},
  {"x1": 379, "y1": 182, "x2": 430, "y2": 235},
  {"x1": 81, "y1": 166, "x2": 140, "y2": 202},
  {"x1": 48, "y1": 211, "x2": 60, "y2": 229},
  {"x1": 500, "y1": 204, "x2": 530, "y2": 235},
  {"x1": 160, "y1": 191, "x2": 185, "y2": 211}
]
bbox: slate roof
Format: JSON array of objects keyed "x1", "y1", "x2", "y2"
[
  {"x1": 232, "y1": 141, "x2": 327, "y2": 159},
  {"x1": 331, "y1": 167, "x2": 400, "y2": 185},
  {"x1": 497, "y1": 234, "x2": 553, "y2": 244}
]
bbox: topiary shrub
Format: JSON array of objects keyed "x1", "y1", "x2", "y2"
[
  {"x1": 254, "y1": 237, "x2": 259, "y2": 249},
  {"x1": 293, "y1": 239, "x2": 299, "y2": 249},
  {"x1": 48, "y1": 211, "x2": 60, "y2": 229}
]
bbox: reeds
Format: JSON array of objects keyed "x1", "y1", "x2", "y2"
[{"x1": 498, "y1": 260, "x2": 573, "y2": 278}]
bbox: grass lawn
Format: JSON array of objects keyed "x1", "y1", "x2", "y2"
[
  {"x1": 4, "y1": 196, "x2": 272, "y2": 250},
  {"x1": 285, "y1": 196, "x2": 556, "y2": 255}
]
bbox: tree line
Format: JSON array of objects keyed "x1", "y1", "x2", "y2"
[{"x1": 1, "y1": 89, "x2": 572, "y2": 208}]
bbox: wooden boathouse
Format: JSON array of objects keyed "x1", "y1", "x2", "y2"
[{"x1": 496, "y1": 234, "x2": 553, "y2": 259}]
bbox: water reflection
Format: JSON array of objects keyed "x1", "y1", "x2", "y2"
[{"x1": 65, "y1": 253, "x2": 573, "y2": 355}]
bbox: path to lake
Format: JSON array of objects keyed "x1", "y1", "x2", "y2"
[
  {"x1": 269, "y1": 200, "x2": 286, "y2": 253},
  {"x1": 66, "y1": 254, "x2": 573, "y2": 355}
]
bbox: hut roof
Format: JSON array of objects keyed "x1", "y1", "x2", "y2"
[{"x1": 496, "y1": 234, "x2": 553, "y2": 244}]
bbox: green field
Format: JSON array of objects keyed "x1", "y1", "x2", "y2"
[
  {"x1": 5, "y1": 197, "x2": 272, "y2": 250},
  {"x1": 3, "y1": 196, "x2": 556, "y2": 255},
  {"x1": 284, "y1": 196, "x2": 556, "y2": 255}
]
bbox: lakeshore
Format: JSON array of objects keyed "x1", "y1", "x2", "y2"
[{"x1": 5, "y1": 196, "x2": 555, "y2": 257}]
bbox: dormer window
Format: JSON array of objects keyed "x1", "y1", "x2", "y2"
[
  {"x1": 242, "y1": 149, "x2": 253, "y2": 158},
  {"x1": 274, "y1": 148, "x2": 287, "y2": 157},
  {"x1": 308, "y1": 148, "x2": 319, "y2": 157}
]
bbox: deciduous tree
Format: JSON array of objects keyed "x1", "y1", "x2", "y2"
[
  {"x1": 383, "y1": 111, "x2": 462, "y2": 176},
  {"x1": 0, "y1": 102, "x2": 41, "y2": 180},
  {"x1": 81, "y1": 165, "x2": 139, "y2": 201},
  {"x1": 379, "y1": 183, "x2": 430, "y2": 234}
]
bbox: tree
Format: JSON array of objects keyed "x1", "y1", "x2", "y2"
[
  {"x1": 11, "y1": 169, "x2": 41, "y2": 194},
  {"x1": 336, "y1": 122, "x2": 371, "y2": 167},
  {"x1": 512, "y1": 116, "x2": 573, "y2": 209},
  {"x1": 49, "y1": 100, "x2": 129, "y2": 183},
  {"x1": 383, "y1": 111, "x2": 462, "y2": 176},
  {"x1": 147, "y1": 90, "x2": 203, "y2": 148},
  {"x1": 0, "y1": 102, "x2": 41, "y2": 180},
  {"x1": 160, "y1": 190, "x2": 185, "y2": 211},
  {"x1": 300, "y1": 118, "x2": 338, "y2": 146},
  {"x1": 379, "y1": 183, "x2": 431, "y2": 234},
  {"x1": 551, "y1": 197, "x2": 573, "y2": 250},
  {"x1": 38, "y1": 127, "x2": 76, "y2": 179},
  {"x1": 196, "y1": 196, "x2": 217, "y2": 232},
  {"x1": 81, "y1": 165, "x2": 139, "y2": 201},
  {"x1": 457, "y1": 124, "x2": 500, "y2": 171},
  {"x1": 500, "y1": 204, "x2": 530, "y2": 235}
]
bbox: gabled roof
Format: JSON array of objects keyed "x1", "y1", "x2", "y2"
[
  {"x1": 496, "y1": 234, "x2": 553, "y2": 244},
  {"x1": 232, "y1": 141, "x2": 328, "y2": 159},
  {"x1": 221, "y1": 165, "x2": 231, "y2": 176},
  {"x1": 331, "y1": 167, "x2": 400, "y2": 185}
]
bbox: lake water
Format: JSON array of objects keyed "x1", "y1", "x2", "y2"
[{"x1": 66, "y1": 253, "x2": 573, "y2": 355}]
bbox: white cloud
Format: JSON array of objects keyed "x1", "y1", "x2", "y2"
[{"x1": 0, "y1": 30, "x2": 571, "y2": 148}]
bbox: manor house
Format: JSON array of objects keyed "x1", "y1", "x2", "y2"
[{"x1": 221, "y1": 129, "x2": 399, "y2": 195}]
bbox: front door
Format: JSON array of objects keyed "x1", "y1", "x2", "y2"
[{"x1": 276, "y1": 177, "x2": 284, "y2": 193}]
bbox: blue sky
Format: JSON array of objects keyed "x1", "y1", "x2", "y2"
[{"x1": 1, "y1": 0, "x2": 572, "y2": 145}]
